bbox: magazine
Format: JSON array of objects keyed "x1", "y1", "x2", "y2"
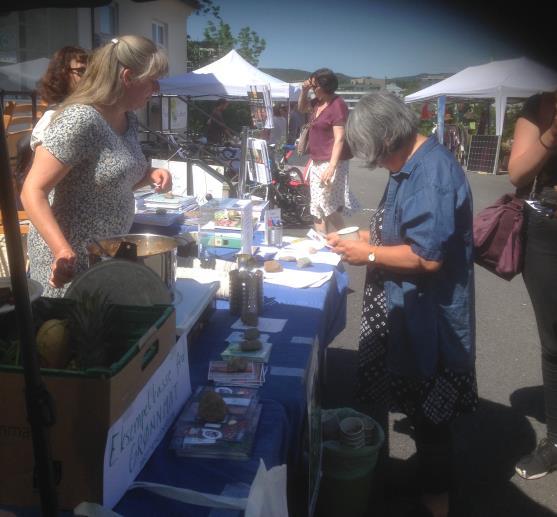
[{"x1": 248, "y1": 84, "x2": 273, "y2": 130}]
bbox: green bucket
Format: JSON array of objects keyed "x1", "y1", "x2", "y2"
[{"x1": 317, "y1": 408, "x2": 385, "y2": 517}]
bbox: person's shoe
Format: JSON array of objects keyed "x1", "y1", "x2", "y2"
[{"x1": 515, "y1": 438, "x2": 557, "y2": 480}]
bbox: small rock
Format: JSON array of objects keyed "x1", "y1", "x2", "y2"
[
  {"x1": 198, "y1": 391, "x2": 227, "y2": 423},
  {"x1": 241, "y1": 339, "x2": 262, "y2": 351},
  {"x1": 227, "y1": 356, "x2": 249, "y2": 371},
  {"x1": 297, "y1": 257, "x2": 312, "y2": 268},
  {"x1": 244, "y1": 327, "x2": 260, "y2": 340},
  {"x1": 264, "y1": 260, "x2": 283, "y2": 273}
]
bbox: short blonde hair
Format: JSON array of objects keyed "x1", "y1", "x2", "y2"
[{"x1": 59, "y1": 35, "x2": 168, "y2": 110}]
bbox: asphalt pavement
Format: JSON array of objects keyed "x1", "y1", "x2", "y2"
[{"x1": 287, "y1": 156, "x2": 557, "y2": 516}]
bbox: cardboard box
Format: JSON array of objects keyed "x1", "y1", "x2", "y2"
[{"x1": 0, "y1": 300, "x2": 177, "y2": 509}]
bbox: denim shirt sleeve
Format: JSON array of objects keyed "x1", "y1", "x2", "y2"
[{"x1": 399, "y1": 183, "x2": 455, "y2": 262}]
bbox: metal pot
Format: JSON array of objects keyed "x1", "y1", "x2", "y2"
[{"x1": 87, "y1": 233, "x2": 177, "y2": 292}]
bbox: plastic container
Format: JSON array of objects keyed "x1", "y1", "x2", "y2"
[{"x1": 316, "y1": 408, "x2": 385, "y2": 517}]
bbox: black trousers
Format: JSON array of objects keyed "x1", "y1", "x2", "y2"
[
  {"x1": 523, "y1": 208, "x2": 557, "y2": 443},
  {"x1": 413, "y1": 417, "x2": 452, "y2": 494}
]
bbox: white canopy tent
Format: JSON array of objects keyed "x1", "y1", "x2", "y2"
[
  {"x1": 405, "y1": 57, "x2": 557, "y2": 135},
  {"x1": 159, "y1": 49, "x2": 300, "y2": 100}
]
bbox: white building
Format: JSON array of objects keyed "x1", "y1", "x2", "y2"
[{"x1": 0, "y1": 0, "x2": 197, "y2": 83}]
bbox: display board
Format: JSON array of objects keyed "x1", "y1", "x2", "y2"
[{"x1": 466, "y1": 135, "x2": 501, "y2": 174}]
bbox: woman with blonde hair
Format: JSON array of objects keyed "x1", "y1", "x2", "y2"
[{"x1": 21, "y1": 35, "x2": 171, "y2": 296}]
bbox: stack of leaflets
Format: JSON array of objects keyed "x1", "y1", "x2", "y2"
[
  {"x1": 208, "y1": 360, "x2": 266, "y2": 387},
  {"x1": 221, "y1": 331, "x2": 273, "y2": 363},
  {"x1": 143, "y1": 193, "x2": 198, "y2": 212},
  {"x1": 169, "y1": 385, "x2": 262, "y2": 460}
]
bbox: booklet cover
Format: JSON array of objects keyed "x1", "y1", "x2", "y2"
[
  {"x1": 221, "y1": 340, "x2": 273, "y2": 364},
  {"x1": 169, "y1": 385, "x2": 262, "y2": 460}
]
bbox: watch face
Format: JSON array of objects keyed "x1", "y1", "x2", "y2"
[{"x1": 368, "y1": 252, "x2": 376, "y2": 263}]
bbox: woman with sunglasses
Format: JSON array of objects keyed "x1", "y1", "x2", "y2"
[
  {"x1": 30, "y1": 46, "x2": 89, "y2": 151},
  {"x1": 21, "y1": 35, "x2": 171, "y2": 296},
  {"x1": 298, "y1": 68, "x2": 360, "y2": 233}
]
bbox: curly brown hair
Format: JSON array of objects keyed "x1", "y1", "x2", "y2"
[{"x1": 37, "y1": 46, "x2": 89, "y2": 105}]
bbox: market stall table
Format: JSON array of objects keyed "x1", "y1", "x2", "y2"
[
  {"x1": 2, "y1": 250, "x2": 347, "y2": 516},
  {"x1": 112, "y1": 257, "x2": 347, "y2": 516}
]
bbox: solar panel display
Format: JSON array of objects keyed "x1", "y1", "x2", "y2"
[{"x1": 466, "y1": 135, "x2": 501, "y2": 174}]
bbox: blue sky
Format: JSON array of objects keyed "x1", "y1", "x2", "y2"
[{"x1": 187, "y1": 0, "x2": 522, "y2": 78}]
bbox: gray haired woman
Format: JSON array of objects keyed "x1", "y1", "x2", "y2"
[{"x1": 328, "y1": 91, "x2": 477, "y2": 517}]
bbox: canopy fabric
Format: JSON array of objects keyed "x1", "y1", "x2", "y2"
[
  {"x1": 159, "y1": 49, "x2": 300, "y2": 100},
  {"x1": 405, "y1": 57, "x2": 557, "y2": 135},
  {"x1": 0, "y1": 57, "x2": 50, "y2": 91}
]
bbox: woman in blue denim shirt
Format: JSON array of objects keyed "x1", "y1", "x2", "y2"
[{"x1": 329, "y1": 92, "x2": 477, "y2": 517}]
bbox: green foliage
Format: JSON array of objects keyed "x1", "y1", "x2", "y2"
[
  {"x1": 203, "y1": 20, "x2": 235, "y2": 55},
  {"x1": 191, "y1": 19, "x2": 266, "y2": 68},
  {"x1": 236, "y1": 27, "x2": 266, "y2": 66},
  {"x1": 194, "y1": 0, "x2": 221, "y2": 19}
]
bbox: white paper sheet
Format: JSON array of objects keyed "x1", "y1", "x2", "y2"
[
  {"x1": 231, "y1": 317, "x2": 287, "y2": 333},
  {"x1": 263, "y1": 269, "x2": 333, "y2": 289}
]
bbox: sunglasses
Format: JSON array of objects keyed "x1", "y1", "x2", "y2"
[{"x1": 70, "y1": 67, "x2": 87, "y2": 77}]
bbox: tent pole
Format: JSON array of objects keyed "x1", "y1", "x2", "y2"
[{"x1": 0, "y1": 111, "x2": 58, "y2": 515}]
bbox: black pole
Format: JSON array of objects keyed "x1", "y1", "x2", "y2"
[{"x1": 0, "y1": 114, "x2": 58, "y2": 514}]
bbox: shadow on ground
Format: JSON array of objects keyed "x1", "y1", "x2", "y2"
[{"x1": 312, "y1": 348, "x2": 556, "y2": 517}]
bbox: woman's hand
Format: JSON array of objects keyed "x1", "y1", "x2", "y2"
[
  {"x1": 149, "y1": 168, "x2": 172, "y2": 193},
  {"x1": 320, "y1": 165, "x2": 336, "y2": 186},
  {"x1": 49, "y1": 248, "x2": 77, "y2": 288},
  {"x1": 302, "y1": 79, "x2": 312, "y2": 91},
  {"x1": 331, "y1": 239, "x2": 373, "y2": 266}
]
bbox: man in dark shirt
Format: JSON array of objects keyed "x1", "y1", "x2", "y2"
[{"x1": 207, "y1": 98, "x2": 230, "y2": 144}]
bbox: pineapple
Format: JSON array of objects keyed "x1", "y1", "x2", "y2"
[{"x1": 67, "y1": 289, "x2": 115, "y2": 369}]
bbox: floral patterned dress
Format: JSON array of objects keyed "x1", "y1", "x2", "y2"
[
  {"x1": 27, "y1": 104, "x2": 148, "y2": 297},
  {"x1": 355, "y1": 205, "x2": 478, "y2": 425}
]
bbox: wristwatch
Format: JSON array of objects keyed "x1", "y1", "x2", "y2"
[{"x1": 368, "y1": 248, "x2": 376, "y2": 264}]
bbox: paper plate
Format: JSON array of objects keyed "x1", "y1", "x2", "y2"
[
  {"x1": 64, "y1": 260, "x2": 171, "y2": 306},
  {"x1": 0, "y1": 277, "x2": 43, "y2": 314}
]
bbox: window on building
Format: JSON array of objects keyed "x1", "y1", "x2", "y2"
[
  {"x1": 94, "y1": 4, "x2": 118, "y2": 47},
  {"x1": 152, "y1": 21, "x2": 167, "y2": 49}
]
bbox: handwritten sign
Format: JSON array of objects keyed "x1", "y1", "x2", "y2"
[{"x1": 102, "y1": 333, "x2": 192, "y2": 508}]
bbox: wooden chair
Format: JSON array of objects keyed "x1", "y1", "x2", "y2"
[
  {"x1": 6, "y1": 115, "x2": 34, "y2": 132},
  {"x1": 0, "y1": 210, "x2": 29, "y2": 276},
  {"x1": 3, "y1": 113, "x2": 12, "y2": 130}
]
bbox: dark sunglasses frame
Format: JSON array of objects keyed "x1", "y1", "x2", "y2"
[{"x1": 69, "y1": 67, "x2": 86, "y2": 77}]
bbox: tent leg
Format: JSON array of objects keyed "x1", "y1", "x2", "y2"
[{"x1": 0, "y1": 117, "x2": 58, "y2": 516}]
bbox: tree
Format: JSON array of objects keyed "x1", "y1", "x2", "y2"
[
  {"x1": 187, "y1": 3, "x2": 266, "y2": 69},
  {"x1": 236, "y1": 27, "x2": 265, "y2": 66},
  {"x1": 203, "y1": 20, "x2": 235, "y2": 56}
]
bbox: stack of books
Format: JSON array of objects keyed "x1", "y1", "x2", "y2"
[
  {"x1": 169, "y1": 385, "x2": 262, "y2": 460},
  {"x1": 207, "y1": 360, "x2": 266, "y2": 388}
]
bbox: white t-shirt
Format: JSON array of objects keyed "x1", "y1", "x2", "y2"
[{"x1": 30, "y1": 109, "x2": 55, "y2": 151}]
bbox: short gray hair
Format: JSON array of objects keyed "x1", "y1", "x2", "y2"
[{"x1": 345, "y1": 91, "x2": 418, "y2": 167}]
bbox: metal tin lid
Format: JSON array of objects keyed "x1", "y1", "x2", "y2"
[{"x1": 65, "y1": 259, "x2": 171, "y2": 306}]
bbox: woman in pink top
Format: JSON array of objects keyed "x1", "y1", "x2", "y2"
[{"x1": 298, "y1": 68, "x2": 360, "y2": 233}]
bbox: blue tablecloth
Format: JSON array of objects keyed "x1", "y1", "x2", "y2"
[{"x1": 113, "y1": 258, "x2": 348, "y2": 516}]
